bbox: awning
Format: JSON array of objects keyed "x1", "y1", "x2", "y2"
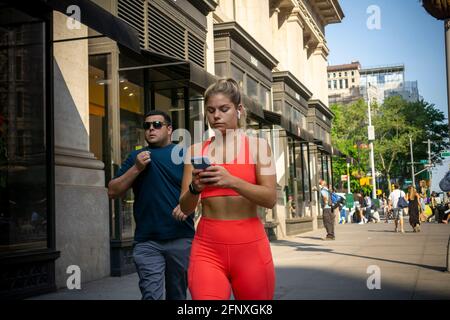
[
  {"x1": 118, "y1": 46, "x2": 217, "y2": 92},
  {"x1": 3, "y1": 0, "x2": 141, "y2": 53},
  {"x1": 119, "y1": 46, "x2": 268, "y2": 122}
]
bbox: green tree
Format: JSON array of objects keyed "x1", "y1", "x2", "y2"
[
  {"x1": 372, "y1": 96, "x2": 422, "y2": 191},
  {"x1": 395, "y1": 99, "x2": 449, "y2": 181},
  {"x1": 331, "y1": 99, "x2": 370, "y2": 176}
]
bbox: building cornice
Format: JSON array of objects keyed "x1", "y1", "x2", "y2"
[
  {"x1": 308, "y1": 99, "x2": 334, "y2": 120},
  {"x1": 269, "y1": 0, "x2": 296, "y2": 12},
  {"x1": 309, "y1": 0, "x2": 344, "y2": 26},
  {"x1": 297, "y1": 0, "x2": 326, "y2": 45},
  {"x1": 213, "y1": 21, "x2": 279, "y2": 69},
  {"x1": 188, "y1": 0, "x2": 218, "y2": 15},
  {"x1": 272, "y1": 70, "x2": 313, "y2": 101}
]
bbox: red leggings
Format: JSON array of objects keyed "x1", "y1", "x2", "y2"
[{"x1": 188, "y1": 217, "x2": 275, "y2": 300}]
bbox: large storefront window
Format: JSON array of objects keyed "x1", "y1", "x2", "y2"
[
  {"x1": 154, "y1": 88, "x2": 186, "y2": 133},
  {"x1": 89, "y1": 55, "x2": 110, "y2": 164},
  {"x1": 119, "y1": 56, "x2": 145, "y2": 240},
  {"x1": 317, "y1": 152, "x2": 324, "y2": 182},
  {"x1": 260, "y1": 85, "x2": 271, "y2": 111},
  {"x1": 294, "y1": 142, "x2": 304, "y2": 217},
  {"x1": 0, "y1": 10, "x2": 48, "y2": 252},
  {"x1": 246, "y1": 75, "x2": 258, "y2": 101},
  {"x1": 231, "y1": 64, "x2": 244, "y2": 88},
  {"x1": 302, "y1": 144, "x2": 311, "y2": 202}
]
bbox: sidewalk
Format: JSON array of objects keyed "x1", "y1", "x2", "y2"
[{"x1": 32, "y1": 222, "x2": 450, "y2": 300}]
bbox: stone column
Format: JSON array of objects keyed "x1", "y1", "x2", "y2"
[{"x1": 53, "y1": 12, "x2": 109, "y2": 288}]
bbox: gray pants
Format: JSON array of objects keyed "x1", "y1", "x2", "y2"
[
  {"x1": 133, "y1": 238, "x2": 192, "y2": 300},
  {"x1": 323, "y1": 208, "x2": 335, "y2": 238}
]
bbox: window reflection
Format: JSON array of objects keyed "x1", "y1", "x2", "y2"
[
  {"x1": 119, "y1": 58, "x2": 145, "y2": 240},
  {"x1": 0, "y1": 14, "x2": 47, "y2": 252},
  {"x1": 246, "y1": 75, "x2": 258, "y2": 102}
]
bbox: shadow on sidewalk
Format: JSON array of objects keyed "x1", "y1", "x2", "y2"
[
  {"x1": 274, "y1": 265, "x2": 450, "y2": 300},
  {"x1": 272, "y1": 239, "x2": 446, "y2": 272}
]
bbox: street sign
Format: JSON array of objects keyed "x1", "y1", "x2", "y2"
[
  {"x1": 441, "y1": 151, "x2": 450, "y2": 158},
  {"x1": 404, "y1": 179, "x2": 412, "y2": 184},
  {"x1": 346, "y1": 193, "x2": 354, "y2": 209},
  {"x1": 368, "y1": 126, "x2": 375, "y2": 141},
  {"x1": 420, "y1": 160, "x2": 428, "y2": 164},
  {"x1": 341, "y1": 175, "x2": 348, "y2": 182}
]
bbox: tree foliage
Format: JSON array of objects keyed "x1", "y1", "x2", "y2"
[{"x1": 331, "y1": 96, "x2": 449, "y2": 194}]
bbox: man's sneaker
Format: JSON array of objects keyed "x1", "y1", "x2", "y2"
[{"x1": 323, "y1": 236, "x2": 335, "y2": 241}]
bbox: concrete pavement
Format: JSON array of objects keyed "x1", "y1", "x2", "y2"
[{"x1": 32, "y1": 221, "x2": 450, "y2": 300}]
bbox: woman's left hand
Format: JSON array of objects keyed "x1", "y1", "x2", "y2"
[{"x1": 198, "y1": 165, "x2": 236, "y2": 189}]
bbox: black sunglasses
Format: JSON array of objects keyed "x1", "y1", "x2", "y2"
[{"x1": 143, "y1": 121, "x2": 168, "y2": 130}]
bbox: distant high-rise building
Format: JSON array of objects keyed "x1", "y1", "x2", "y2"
[
  {"x1": 328, "y1": 62, "x2": 420, "y2": 105},
  {"x1": 327, "y1": 61, "x2": 363, "y2": 104},
  {"x1": 360, "y1": 64, "x2": 405, "y2": 104},
  {"x1": 385, "y1": 80, "x2": 420, "y2": 102}
]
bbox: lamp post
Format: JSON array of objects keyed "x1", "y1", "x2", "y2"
[
  {"x1": 422, "y1": 0, "x2": 450, "y2": 131},
  {"x1": 410, "y1": 136, "x2": 416, "y2": 188},
  {"x1": 347, "y1": 162, "x2": 351, "y2": 194},
  {"x1": 423, "y1": 139, "x2": 433, "y2": 190},
  {"x1": 367, "y1": 86, "x2": 377, "y2": 199}
]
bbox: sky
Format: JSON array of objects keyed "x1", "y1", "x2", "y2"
[
  {"x1": 325, "y1": 0, "x2": 449, "y2": 191},
  {"x1": 326, "y1": 0, "x2": 447, "y2": 116}
]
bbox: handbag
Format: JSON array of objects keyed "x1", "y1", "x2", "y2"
[{"x1": 397, "y1": 196, "x2": 409, "y2": 209}]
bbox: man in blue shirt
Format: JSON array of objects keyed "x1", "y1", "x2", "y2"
[
  {"x1": 319, "y1": 179, "x2": 335, "y2": 240},
  {"x1": 108, "y1": 110, "x2": 194, "y2": 300}
]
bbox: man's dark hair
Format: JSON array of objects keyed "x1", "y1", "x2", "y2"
[
  {"x1": 144, "y1": 110, "x2": 172, "y2": 125},
  {"x1": 394, "y1": 183, "x2": 399, "y2": 189}
]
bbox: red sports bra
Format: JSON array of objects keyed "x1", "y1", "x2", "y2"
[{"x1": 200, "y1": 134, "x2": 257, "y2": 199}]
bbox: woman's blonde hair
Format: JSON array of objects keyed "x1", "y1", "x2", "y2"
[{"x1": 204, "y1": 78, "x2": 247, "y2": 129}]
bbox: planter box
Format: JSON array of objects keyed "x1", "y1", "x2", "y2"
[{"x1": 286, "y1": 217, "x2": 313, "y2": 236}]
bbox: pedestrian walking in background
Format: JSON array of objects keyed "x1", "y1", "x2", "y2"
[
  {"x1": 408, "y1": 187, "x2": 422, "y2": 232},
  {"x1": 382, "y1": 193, "x2": 391, "y2": 223},
  {"x1": 389, "y1": 183, "x2": 407, "y2": 233},
  {"x1": 179, "y1": 78, "x2": 277, "y2": 300},
  {"x1": 364, "y1": 193, "x2": 373, "y2": 222},
  {"x1": 319, "y1": 179, "x2": 336, "y2": 240},
  {"x1": 108, "y1": 110, "x2": 194, "y2": 300},
  {"x1": 357, "y1": 191, "x2": 368, "y2": 224},
  {"x1": 419, "y1": 180, "x2": 428, "y2": 212},
  {"x1": 427, "y1": 191, "x2": 438, "y2": 222}
]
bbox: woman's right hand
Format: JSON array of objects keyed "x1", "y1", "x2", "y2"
[{"x1": 191, "y1": 168, "x2": 206, "y2": 192}]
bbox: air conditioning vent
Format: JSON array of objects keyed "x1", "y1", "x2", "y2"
[
  {"x1": 148, "y1": 5, "x2": 185, "y2": 60},
  {"x1": 188, "y1": 32, "x2": 205, "y2": 68},
  {"x1": 118, "y1": 0, "x2": 145, "y2": 48}
]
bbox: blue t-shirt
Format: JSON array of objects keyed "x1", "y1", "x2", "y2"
[
  {"x1": 320, "y1": 188, "x2": 331, "y2": 209},
  {"x1": 115, "y1": 144, "x2": 194, "y2": 242}
]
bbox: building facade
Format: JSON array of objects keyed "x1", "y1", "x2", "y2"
[
  {"x1": 0, "y1": 0, "x2": 343, "y2": 298},
  {"x1": 327, "y1": 61, "x2": 363, "y2": 104}
]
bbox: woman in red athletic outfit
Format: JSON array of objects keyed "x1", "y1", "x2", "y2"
[{"x1": 177, "y1": 78, "x2": 277, "y2": 300}]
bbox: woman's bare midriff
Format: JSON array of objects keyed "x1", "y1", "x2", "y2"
[{"x1": 201, "y1": 196, "x2": 258, "y2": 220}]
